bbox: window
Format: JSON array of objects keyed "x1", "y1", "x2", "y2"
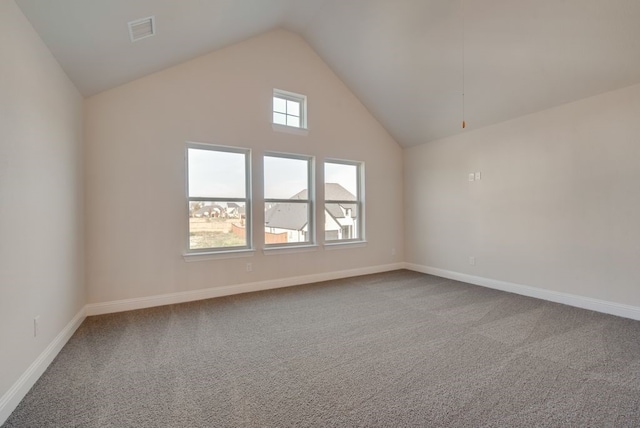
[
  {"x1": 264, "y1": 153, "x2": 314, "y2": 246},
  {"x1": 186, "y1": 143, "x2": 251, "y2": 252},
  {"x1": 273, "y1": 89, "x2": 306, "y2": 129},
  {"x1": 324, "y1": 160, "x2": 364, "y2": 242}
]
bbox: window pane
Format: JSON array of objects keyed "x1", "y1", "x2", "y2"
[
  {"x1": 324, "y1": 162, "x2": 357, "y2": 200},
  {"x1": 286, "y1": 100, "x2": 300, "y2": 116},
  {"x1": 265, "y1": 202, "x2": 309, "y2": 244},
  {"x1": 325, "y1": 203, "x2": 359, "y2": 241},
  {"x1": 264, "y1": 156, "x2": 309, "y2": 199},
  {"x1": 273, "y1": 112, "x2": 287, "y2": 125},
  {"x1": 189, "y1": 201, "x2": 247, "y2": 249},
  {"x1": 287, "y1": 115, "x2": 300, "y2": 128},
  {"x1": 273, "y1": 97, "x2": 287, "y2": 114},
  {"x1": 188, "y1": 148, "x2": 246, "y2": 198},
  {"x1": 325, "y1": 161, "x2": 361, "y2": 242}
]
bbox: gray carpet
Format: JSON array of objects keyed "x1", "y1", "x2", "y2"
[{"x1": 4, "y1": 270, "x2": 640, "y2": 427}]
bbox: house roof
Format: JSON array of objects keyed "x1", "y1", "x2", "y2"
[
  {"x1": 325, "y1": 183, "x2": 357, "y2": 202},
  {"x1": 193, "y1": 204, "x2": 224, "y2": 216},
  {"x1": 266, "y1": 183, "x2": 357, "y2": 231},
  {"x1": 326, "y1": 203, "x2": 357, "y2": 220},
  {"x1": 15, "y1": 0, "x2": 640, "y2": 146},
  {"x1": 264, "y1": 203, "x2": 308, "y2": 231},
  {"x1": 290, "y1": 183, "x2": 356, "y2": 202}
]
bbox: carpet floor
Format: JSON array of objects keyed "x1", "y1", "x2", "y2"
[{"x1": 4, "y1": 270, "x2": 640, "y2": 427}]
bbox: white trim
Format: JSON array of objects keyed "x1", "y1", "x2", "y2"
[
  {"x1": 403, "y1": 263, "x2": 640, "y2": 321},
  {"x1": 263, "y1": 245, "x2": 319, "y2": 255},
  {"x1": 324, "y1": 241, "x2": 367, "y2": 250},
  {"x1": 0, "y1": 307, "x2": 86, "y2": 425},
  {"x1": 86, "y1": 263, "x2": 404, "y2": 316},
  {"x1": 183, "y1": 249, "x2": 255, "y2": 262},
  {"x1": 271, "y1": 123, "x2": 309, "y2": 136}
]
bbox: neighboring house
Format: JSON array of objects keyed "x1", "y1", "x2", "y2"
[
  {"x1": 325, "y1": 201, "x2": 357, "y2": 241},
  {"x1": 264, "y1": 183, "x2": 358, "y2": 242},
  {"x1": 190, "y1": 202, "x2": 246, "y2": 219},
  {"x1": 264, "y1": 202, "x2": 309, "y2": 243},
  {"x1": 320, "y1": 183, "x2": 358, "y2": 240},
  {"x1": 226, "y1": 202, "x2": 245, "y2": 219},
  {"x1": 191, "y1": 203, "x2": 225, "y2": 218}
]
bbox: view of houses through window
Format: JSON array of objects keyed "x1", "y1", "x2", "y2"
[
  {"x1": 187, "y1": 144, "x2": 250, "y2": 251},
  {"x1": 264, "y1": 154, "x2": 313, "y2": 245},
  {"x1": 324, "y1": 161, "x2": 362, "y2": 241},
  {"x1": 186, "y1": 143, "x2": 363, "y2": 252}
]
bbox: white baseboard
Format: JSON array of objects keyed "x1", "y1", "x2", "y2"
[
  {"x1": 86, "y1": 263, "x2": 404, "y2": 316},
  {"x1": 0, "y1": 307, "x2": 86, "y2": 425},
  {"x1": 404, "y1": 263, "x2": 640, "y2": 321}
]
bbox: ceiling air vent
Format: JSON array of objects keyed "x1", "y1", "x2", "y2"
[{"x1": 128, "y1": 16, "x2": 155, "y2": 42}]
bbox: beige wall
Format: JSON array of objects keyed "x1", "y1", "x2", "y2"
[
  {"x1": 404, "y1": 82, "x2": 640, "y2": 307},
  {"x1": 0, "y1": 0, "x2": 84, "y2": 400},
  {"x1": 84, "y1": 29, "x2": 404, "y2": 304}
]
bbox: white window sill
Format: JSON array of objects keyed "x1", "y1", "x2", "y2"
[
  {"x1": 272, "y1": 123, "x2": 309, "y2": 136},
  {"x1": 183, "y1": 249, "x2": 255, "y2": 262},
  {"x1": 263, "y1": 244, "x2": 319, "y2": 255},
  {"x1": 323, "y1": 241, "x2": 367, "y2": 250}
]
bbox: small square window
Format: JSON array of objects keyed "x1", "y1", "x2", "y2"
[{"x1": 273, "y1": 89, "x2": 306, "y2": 129}]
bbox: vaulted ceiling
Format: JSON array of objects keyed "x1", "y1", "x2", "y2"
[{"x1": 15, "y1": 0, "x2": 640, "y2": 146}]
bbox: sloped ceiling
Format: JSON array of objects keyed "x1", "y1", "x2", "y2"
[{"x1": 15, "y1": 0, "x2": 640, "y2": 146}]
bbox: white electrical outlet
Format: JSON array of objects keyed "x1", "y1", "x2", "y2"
[
  {"x1": 475, "y1": 171, "x2": 482, "y2": 181},
  {"x1": 34, "y1": 316, "x2": 40, "y2": 337},
  {"x1": 468, "y1": 173, "x2": 475, "y2": 182},
  {"x1": 469, "y1": 256, "x2": 476, "y2": 266},
  {"x1": 246, "y1": 262, "x2": 252, "y2": 272}
]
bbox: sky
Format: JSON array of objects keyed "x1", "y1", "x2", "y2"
[
  {"x1": 325, "y1": 162, "x2": 357, "y2": 196},
  {"x1": 264, "y1": 156, "x2": 308, "y2": 199},
  {"x1": 188, "y1": 148, "x2": 246, "y2": 198},
  {"x1": 188, "y1": 148, "x2": 358, "y2": 199}
]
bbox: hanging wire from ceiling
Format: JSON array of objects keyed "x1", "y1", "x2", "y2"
[{"x1": 461, "y1": 0, "x2": 466, "y2": 129}]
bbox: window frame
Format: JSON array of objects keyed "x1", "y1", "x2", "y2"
[
  {"x1": 323, "y1": 159, "x2": 365, "y2": 244},
  {"x1": 273, "y1": 89, "x2": 307, "y2": 130},
  {"x1": 263, "y1": 152, "x2": 315, "y2": 249},
  {"x1": 185, "y1": 142, "x2": 252, "y2": 254}
]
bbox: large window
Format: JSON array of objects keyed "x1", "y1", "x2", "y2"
[
  {"x1": 273, "y1": 89, "x2": 306, "y2": 129},
  {"x1": 324, "y1": 160, "x2": 364, "y2": 242},
  {"x1": 264, "y1": 153, "x2": 314, "y2": 246},
  {"x1": 186, "y1": 143, "x2": 251, "y2": 252}
]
